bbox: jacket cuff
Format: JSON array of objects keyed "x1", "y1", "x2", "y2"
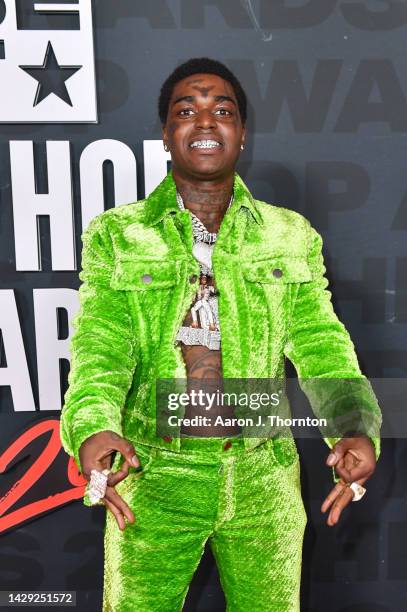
[{"x1": 59, "y1": 405, "x2": 123, "y2": 475}]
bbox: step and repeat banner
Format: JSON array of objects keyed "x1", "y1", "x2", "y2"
[{"x1": 0, "y1": 1, "x2": 405, "y2": 610}]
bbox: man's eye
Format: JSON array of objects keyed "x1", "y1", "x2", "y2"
[
  {"x1": 215, "y1": 108, "x2": 232, "y2": 115},
  {"x1": 179, "y1": 109, "x2": 194, "y2": 116}
]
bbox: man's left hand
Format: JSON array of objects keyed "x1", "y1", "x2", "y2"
[{"x1": 321, "y1": 435, "x2": 376, "y2": 527}]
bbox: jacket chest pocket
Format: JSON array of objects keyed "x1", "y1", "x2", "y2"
[
  {"x1": 110, "y1": 258, "x2": 180, "y2": 291},
  {"x1": 241, "y1": 256, "x2": 311, "y2": 285},
  {"x1": 110, "y1": 258, "x2": 181, "y2": 349}
]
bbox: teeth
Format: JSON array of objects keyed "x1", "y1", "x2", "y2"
[{"x1": 190, "y1": 140, "x2": 221, "y2": 149}]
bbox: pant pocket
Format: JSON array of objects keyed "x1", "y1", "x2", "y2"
[
  {"x1": 115, "y1": 445, "x2": 157, "y2": 503},
  {"x1": 111, "y1": 444, "x2": 155, "y2": 477},
  {"x1": 133, "y1": 444, "x2": 156, "y2": 475},
  {"x1": 265, "y1": 436, "x2": 300, "y2": 468}
]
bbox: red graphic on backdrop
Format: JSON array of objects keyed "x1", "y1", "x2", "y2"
[{"x1": 0, "y1": 419, "x2": 86, "y2": 534}]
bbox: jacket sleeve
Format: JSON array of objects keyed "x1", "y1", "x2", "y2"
[
  {"x1": 59, "y1": 214, "x2": 138, "y2": 475},
  {"x1": 284, "y1": 221, "x2": 382, "y2": 482}
]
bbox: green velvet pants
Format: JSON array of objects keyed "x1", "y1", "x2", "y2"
[{"x1": 102, "y1": 436, "x2": 307, "y2": 612}]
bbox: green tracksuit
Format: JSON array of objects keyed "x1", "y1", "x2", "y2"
[{"x1": 60, "y1": 170, "x2": 382, "y2": 611}]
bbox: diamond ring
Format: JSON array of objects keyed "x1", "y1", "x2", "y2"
[
  {"x1": 88, "y1": 468, "x2": 111, "y2": 505},
  {"x1": 349, "y1": 482, "x2": 366, "y2": 502}
]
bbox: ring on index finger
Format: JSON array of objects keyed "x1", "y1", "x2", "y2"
[
  {"x1": 349, "y1": 482, "x2": 367, "y2": 502},
  {"x1": 88, "y1": 468, "x2": 111, "y2": 505}
]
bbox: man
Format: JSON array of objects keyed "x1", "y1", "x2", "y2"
[{"x1": 60, "y1": 58, "x2": 382, "y2": 611}]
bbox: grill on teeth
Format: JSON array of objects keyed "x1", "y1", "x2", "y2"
[{"x1": 190, "y1": 140, "x2": 221, "y2": 148}]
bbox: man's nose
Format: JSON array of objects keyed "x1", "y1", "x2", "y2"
[{"x1": 195, "y1": 109, "x2": 216, "y2": 129}]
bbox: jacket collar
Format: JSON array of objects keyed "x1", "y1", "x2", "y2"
[{"x1": 142, "y1": 170, "x2": 263, "y2": 227}]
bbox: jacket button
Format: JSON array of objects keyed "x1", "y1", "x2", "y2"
[
  {"x1": 189, "y1": 274, "x2": 198, "y2": 284},
  {"x1": 272, "y1": 268, "x2": 283, "y2": 278},
  {"x1": 141, "y1": 273, "x2": 153, "y2": 284},
  {"x1": 162, "y1": 436, "x2": 172, "y2": 443},
  {"x1": 223, "y1": 441, "x2": 232, "y2": 451}
]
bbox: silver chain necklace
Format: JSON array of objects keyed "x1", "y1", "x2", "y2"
[{"x1": 175, "y1": 191, "x2": 233, "y2": 245}]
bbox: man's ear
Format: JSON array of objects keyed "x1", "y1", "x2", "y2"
[
  {"x1": 162, "y1": 124, "x2": 168, "y2": 147},
  {"x1": 241, "y1": 124, "x2": 246, "y2": 149}
]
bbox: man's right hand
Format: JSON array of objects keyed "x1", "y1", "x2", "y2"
[{"x1": 78, "y1": 430, "x2": 140, "y2": 531}]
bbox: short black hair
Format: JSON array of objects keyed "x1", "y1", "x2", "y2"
[{"x1": 158, "y1": 57, "x2": 247, "y2": 125}]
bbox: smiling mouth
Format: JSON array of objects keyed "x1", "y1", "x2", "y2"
[{"x1": 189, "y1": 139, "x2": 222, "y2": 149}]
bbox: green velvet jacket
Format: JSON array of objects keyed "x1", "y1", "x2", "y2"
[{"x1": 60, "y1": 170, "x2": 382, "y2": 482}]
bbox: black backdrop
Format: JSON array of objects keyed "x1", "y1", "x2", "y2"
[{"x1": 0, "y1": 1, "x2": 406, "y2": 610}]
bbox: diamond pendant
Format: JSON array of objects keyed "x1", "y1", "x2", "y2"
[{"x1": 192, "y1": 242, "x2": 213, "y2": 274}]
